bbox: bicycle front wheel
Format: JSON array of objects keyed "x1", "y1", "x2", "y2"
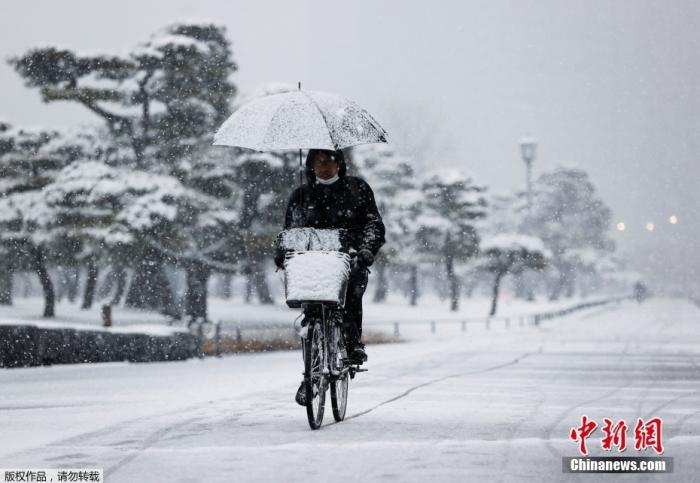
[
  {"x1": 304, "y1": 322, "x2": 326, "y2": 429},
  {"x1": 331, "y1": 373, "x2": 349, "y2": 421},
  {"x1": 330, "y1": 324, "x2": 349, "y2": 421}
]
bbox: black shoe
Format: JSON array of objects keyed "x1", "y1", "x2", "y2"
[
  {"x1": 349, "y1": 344, "x2": 368, "y2": 363},
  {"x1": 295, "y1": 381, "x2": 306, "y2": 406}
]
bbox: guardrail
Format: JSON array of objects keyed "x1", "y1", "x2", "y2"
[
  {"x1": 204, "y1": 295, "x2": 632, "y2": 349},
  {"x1": 371, "y1": 295, "x2": 631, "y2": 337}
]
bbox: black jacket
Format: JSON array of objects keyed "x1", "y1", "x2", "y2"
[{"x1": 283, "y1": 176, "x2": 386, "y2": 255}]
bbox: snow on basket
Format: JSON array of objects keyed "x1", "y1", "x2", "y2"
[
  {"x1": 284, "y1": 251, "x2": 351, "y2": 308},
  {"x1": 277, "y1": 227, "x2": 344, "y2": 251}
]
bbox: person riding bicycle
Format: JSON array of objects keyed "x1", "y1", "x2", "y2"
[{"x1": 275, "y1": 148, "x2": 385, "y2": 404}]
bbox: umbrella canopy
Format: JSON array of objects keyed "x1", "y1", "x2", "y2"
[{"x1": 213, "y1": 90, "x2": 388, "y2": 151}]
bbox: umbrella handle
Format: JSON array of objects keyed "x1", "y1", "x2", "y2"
[{"x1": 299, "y1": 148, "x2": 304, "y2": 206}]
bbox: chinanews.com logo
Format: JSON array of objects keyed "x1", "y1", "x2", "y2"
[{"x1": 563, "y1": 415, "x2": 673, "y2": 474}]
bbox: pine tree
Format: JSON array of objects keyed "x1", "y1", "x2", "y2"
[
  {"x1": 10, "y1": 20, "x2": 236, "y2": 171},
  {"x1": 10, "y1": 20, "x2": 238, "y2": 313},
  {"x1": 527, "y1": 166, "x2": 614, "y2": 300},
  {"x1": 417, "y1": 169, "x2": 487, "y2": 311},
  {"x1": 478, "y1": 234, "x2": 548, "y2": 315},
  {"x1": 350, "y1": 144, "x2": 422, "y2": 303},
  {"x1": 0, "y1": 125, "x2": 80, "y2": 316}
]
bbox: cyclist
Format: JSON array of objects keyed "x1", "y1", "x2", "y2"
[{"x1": 274, "y1": 148, "x2": 385, "y2": 405}]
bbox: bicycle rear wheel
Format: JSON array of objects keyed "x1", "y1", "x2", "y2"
[{"x1": 304, "y1": 322, "x2": 326, "y2": 429}]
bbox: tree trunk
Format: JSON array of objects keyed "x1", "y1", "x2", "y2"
[
  {"x1": 446, "y1": 253, "x2": 459, "y2": 312},
  {"x1": 513, "y1": 271, "x2": 527, "y2": 299},
  {"x1": 81, "y1": 257, "x2": 99, "y2": 309},
  {"x1": 463, "y1": 277, "x2": 477, "y2": 298},
  {"x1": 111, "y1": 266, "x2": 127, "y2": 305},
  {"x1": 373, "y1": 255, "x2": 388, "y2": 303},
  {"x1": 243, "y1": 259, "x2": 273, "y2": 304},
  {"x1": 409, "y1": 265, "x2": 419, "y2": 306},
  {"x1": 490, "y1": 271, "x2": 505, "y2": 316},
  {"x1": 55, "y1": 267, "x2": 65, "y2": 302},
  {"x1": 221, "y1": 273, "x2": 233, "y2": 299},
  {"x1": 549, "y1": 266, "x2": 567, "y2": 301},
  {"x1": 525, "y1": 270, "x2": 535, "y2": 301},
  {"x1": 579, "y1": 274, "x2": 590, "y2": 298},
  {"x1": 66, "y1": 266, "x2": 79, "y2": 303},
  {"x1": 244, "y1": 266, "x2": 253, "y2": 303},
  {"x1": 565, "y1": 270, "x2": 576, "y2": 298},
  {"x1": 516, "y1": 270, "x2": 536, "y2": 301},
  {"x1": 0, "y1": 267, "x2": 12, "y2": 305},
  {"x1": 185, "y1": 262, "x2": 211, "y2": 320},
  {"x1": 97, "y1": 266, "x2": 116, "y2": 300},
  {"x1": 20, "y1": 272, "x2": 32, "y2": 297},
  {"x1": 125, "y1": 245, "x2": 177, "y2": 315},
  {"x1": 31, "y1": 246, "x2": 55, "y2": 318},
  {"x1": 252, "y1": 263, "x2": 274, "y2": 304}
]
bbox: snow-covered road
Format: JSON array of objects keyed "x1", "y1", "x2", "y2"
[{"x1": 1, "y1": 298, "x2": 699, "y2": 482}]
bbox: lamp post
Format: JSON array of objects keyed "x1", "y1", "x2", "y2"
[
  {"x1": 519, "y1": 136, "x2": 538, "y2": 302},
  {"x1": 519, "y1": 135, "x2": 537, "y2": 213}
]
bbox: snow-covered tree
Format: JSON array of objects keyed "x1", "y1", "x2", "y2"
[
  {"x1": 10, "y1": 19, "x2": 236, "y2": 170},
  {"x1": 231, "y1": 151, "x2": 288, "y2": 304},
  {"x1": 350, "y1": 143, "x2": 422, "y2": 303},
  {"x1": 527, "y1": 166, "x2": 614, "y2": 300},
  {"x1": 221, "y1": 82, "x2": 303, "y2": 304},
  {"x1": 10, "y1": 20, "x2": 238, "y2": 314},
  {"x1": 0, "y1": 125, "x2": 84, "y2": 316},
  {"x1": 42, "y1": 158, "x2": 239, "y2": 319},
  {"x1": 417, "y1": 169, "x2": 487, "y2": 311},
  {"x1": 478, "y1": 234, "x2": 548, "y2": 315},
  {"x1": 478, "y1": 190, "x2": 536, "y2": 300}
]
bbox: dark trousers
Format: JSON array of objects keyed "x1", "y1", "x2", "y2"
[
  {"x1": 342, "y1": 266, "x2": 369, "y2": 347},
  {"x1": 303, "y1": 266, "x2": 368, "y2": 348}
]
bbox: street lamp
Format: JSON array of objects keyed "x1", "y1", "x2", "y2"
[
  {"x1": 518, "y1": 135, "x2": 537, "y2": 302},
  {"x1": 519, "y1": 135, "x2": 537, "y2": 212}
]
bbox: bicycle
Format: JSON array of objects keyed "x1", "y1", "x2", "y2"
[{"x1": 277, "y1": 228, "x2": 367, "y2": 429}]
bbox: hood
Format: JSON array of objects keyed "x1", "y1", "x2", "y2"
[{"x1": 304, "y1": 149, "x2": 347, "y2": 186}]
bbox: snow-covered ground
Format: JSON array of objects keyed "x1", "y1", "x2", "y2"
[
  {"x1": 1, "y1": 297, "x2": 698, "y2": 482},
  {"x1": 0, "y1": 298, "x2": 176, "y2": 335},
  {"x1": 0, "y1": 291, "x2": 622, "y2": 336}
]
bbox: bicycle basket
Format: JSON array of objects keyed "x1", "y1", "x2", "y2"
[{"x1": 284, "y1": 251, "x2": 352, "y2": 308}]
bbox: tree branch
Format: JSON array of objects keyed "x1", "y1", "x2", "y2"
[{"x1": 41, "y1": 87, "x2": 131, "y2": 129}]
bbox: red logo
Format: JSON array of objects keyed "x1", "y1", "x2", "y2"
[
  {"x1": 601, "y1": 418, "x2": 628, "y2": 451},
  {"x1": 569, "y1": 415, "x2": 597, "y2": 455},
  {"x1": 634, "y1": 417, "x2": 664, "y2": 454},
  {"x1": 569, "y1": 416, "x2": 664, "y2": 455}
]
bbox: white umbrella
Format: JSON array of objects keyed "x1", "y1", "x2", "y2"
[{"x1": 213, "y1": 88, "x2": 388, "y2": 151}]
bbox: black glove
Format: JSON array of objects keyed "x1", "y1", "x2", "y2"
[
  {"x1": 274, "y1": 250, "x2": 286, "y2": 270},
  {"x1": 357, "y1": 248, "x2": 374, "y2": 267}
]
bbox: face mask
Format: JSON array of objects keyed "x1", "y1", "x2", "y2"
[{"x1": 316, "y1": 174, "x2": 339, "y2": 185}]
